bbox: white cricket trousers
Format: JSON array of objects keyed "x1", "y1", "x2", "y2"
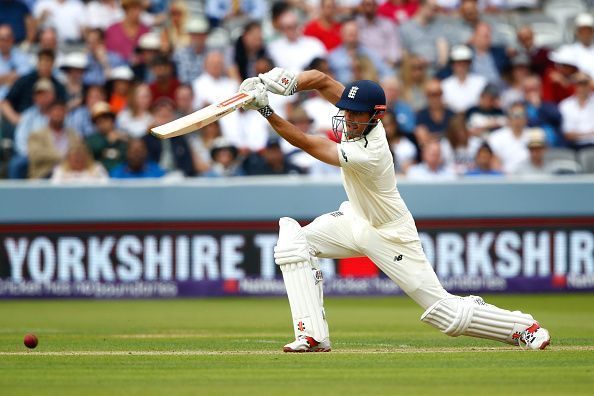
[{"x1": 303, "y1": 202, "x2": 451, "y2": 309}]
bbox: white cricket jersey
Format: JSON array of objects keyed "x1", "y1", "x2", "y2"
[{"x1": 337, "y1": 121, "x2": 409, "y2": 226}]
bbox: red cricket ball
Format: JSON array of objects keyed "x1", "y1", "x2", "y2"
[{"x1": 24, "y1": 334, "x2": 38, "y2": 349}]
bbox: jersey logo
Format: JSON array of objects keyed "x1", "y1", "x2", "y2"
[
  {"x1": 329, "y1": 211, "x2": 343, "y2": 217},
  {"x1": 341, "y1": 148, "x2": 348, "y2": 162},
  {"x1": 347, "y1": 86, "x2": 359, "y2": 99},
  {"x1": 394, "y1": 254, "x2": 403, "y2": 262}
]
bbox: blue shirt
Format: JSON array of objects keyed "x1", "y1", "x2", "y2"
[
  {"x1": 393, "y1": 101, "x2": 416, "y2": 135},
  {"x1": 416, "y1": 107, "x2": 455, "y2": 135},
  {"x1": 110, "y1": 161, "x2": 166, "y2": 179},
  {"x1": 66, "y1": 106, "x2": 96, "y2": 137},
  {"x1": 0, "y1": 47, "x2": 33, "y2": 99},
  {"x1": 83, "y1": 52, "x2": 126, "y2": 86},
  {"x1": 0, "y1": 1, "x2": 31, "y2": 43},
  {"x1": 14, "y1": 105, "x2": 48, "y2": 156}
]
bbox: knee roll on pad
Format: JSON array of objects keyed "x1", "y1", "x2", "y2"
[{"x1": 420, "y1": 295, "x2": 536, "y2": 345}]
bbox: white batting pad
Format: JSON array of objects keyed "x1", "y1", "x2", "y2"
[
  {"x1": 275, "y1": 217, "x2": 329, "y2": 342},
  {"x1": 421, "y1": 296, "x2": 536, "y2": 345}
]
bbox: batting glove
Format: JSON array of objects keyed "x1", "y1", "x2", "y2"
[
  {"x1": 258, "y1": 67, "x2": 298, "y2": 96},
  {"x1": 239, "y1": 78, "x2": 269, "y2": 110}
]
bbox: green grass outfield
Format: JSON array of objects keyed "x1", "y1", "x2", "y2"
[{"x1": 1, "y1": 294, "x2": 593, "y2": 395}]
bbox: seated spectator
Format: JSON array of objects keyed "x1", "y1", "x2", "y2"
[
  {"x1": 110, "y1": 138, "x2": 165, "y2": 178},
  {"x1": 515, "y1": 25, "x2": 551, "y2": 78},
  {"x1": 9, "y1": 79, "x2": 56, "y2": 178},
  {"x1": 82, "y1": 28, "x2": 126, "y2": 86},
  {"x1": 383, "y1": 109, "x2": 417, "y2": 173},
  {"x1": 440, "y1": 114, "x2": 483, "y2": 175},
  {"x1": 464, "y1": 142, "x2": 503, "y2": 176},
  {"x1": 0, "y1": 24, "x2": 33, "y2": 101},
  {"x1": 174, "y1": 84, "x2": 195, "y2": 118},
  {"x1": 415, "y1": 78, "x2": 455, "y2": 145},
  {"x1": 173, "y1": 17, "x2": 210, "y2": 85},
  {"x1": 465, "y1": 83, "x2": 506, "y2": 137},
  {"x1": 33, "y1": 0, "x2": 86, "y2": 44},
  {"x1": 399, "y1": 54, "x2": 429, "y2": 111},
  {"x1": 58, "y1": 52, "x2": 88, "y2": 112},
  {"x1": 521, "y1": 75, "x2": 563, "y2": 147},
  {"x1": 303, "y1": 0, "x2": 342, "y2": 51},
  {"x1": 468, "y1": 22, "x2": 509, "y2": 87},
  {"x1": 203, "y1": 137, "x2": 243, "y2": 177},
  {"x1": 559, "y1": 72, "x2": 594, "y2": 149},
  {"x1": 107, "y1": 65, "x2": 135, "y2": 114},
  {"x1": 381, "y1": 76, "x2": 416, "y2": 135},
  {"x1": 66, "y1": 84, "x2": 106, "y2": 138},
  {"x1": 27, "y1": 100, "x2": 80, "y2": 179},
  {"x1": 377, "y1": 0, "x2": 419, "y2": 24},
  {"x1": 406, "y1": 138, "x2": 456, "y2": 181},
  {"x1": 86, "y1": 101, "x2": 128, "y2": 172},
  {"x1": 51, "y1": 140, "x2": 109, "y2": 183},
  {"x1": 267, "y1": 10, "x2": 326, "y2": 73},
  {"x1": 161, "y1": 0, "x2": 191, "y2": 52},
  {"x1": 242, "y1": 138, "x2": 305, "y2": 176},
  {"x1": 188, "y1": 120, "x2": 222, "y2": 175},
  {"x1": 0, "y1": 0, "x2": 35, "y2": 45},
  {"x1": 328, "y1": 19, "x2": 390, "y2": 84},
  {"x1": 500, "y1": 53, "x2": 531, "y2": 109},
  {"x1": 515, "y1": 128, "x2": 552, "y2": 176},
  {"x1": 205, "y1": 0, "x2": 267, "y2": 29},
  {"x1": 542, "y1": 47, "x2": 578, "y2": 104},
  {"x1": 441, "y1": 44, "x2": 487, "y2": 113},
  {"x1": 443, "y1": 0, "x2": 510, "y2": 47},
  {"x1": 132, "y1": 32, "x2": 162, "y2": 83},
  {"x1": 230, "y1": 21, "x2": 268, "y2": 82},
  {"x1": 357, "y1": 0, "x2": 402, "y2": 68},
  {"x1": 104, "y1": 0, "x2": 150, "y2": 62},
  {"x1": 488, "y1": 102, "x2": 540, "y2": 174},
  {"x1": 85, "y1": 0, "x2": 125, "y2": 31},
  {"x1": 117, "y1": 83, "x2": 153, "y2": 138},
  {"x1": 559, "y1": 13, "x2": 594, "y2": 79},
  {"x1": 148, "y1": 55, "x2": 180, "y2": 106}
]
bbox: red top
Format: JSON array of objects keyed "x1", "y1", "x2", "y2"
[
  {"x1": 149, "y1": 78, "x2": 181, "y2": 105},
  {"x1": 303, "y1": 19, "x2": 342, "y2": 51},
  {"x1": 541, "y1": 67, "x2": 575, "y2": 104},
  {"x1": 377, "y1": 1, "x2": 419, "y2": 24}
]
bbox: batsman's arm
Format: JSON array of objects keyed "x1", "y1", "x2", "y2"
[
  {"x1": 266, "y1": 113, "x2": 340, "y2": 167},
  {"x1": 296, "y1": 70, "x2": 344, "y2": 105}
]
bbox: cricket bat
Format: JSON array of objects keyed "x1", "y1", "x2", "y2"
[{"x1": 150, "y1": 92, "x2": 254, "y2": 139}]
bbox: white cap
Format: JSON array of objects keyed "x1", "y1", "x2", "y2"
[
  {"x1": 108, "y1": 65, "x2": 134, "y2": 81},
  {"x1": 186, "y1": 17, "x2": 209, "y2": 34},
  {"x1": 59, "y1": 52, "x2": 88, "y2": 70},
  {"x1": 575, "y1": 13, "x2": 594, "y2": 28},
  {"x1": 450, "y1": 44, "x2": 473, "y2": 62},
  {"x1": 138, "y1": 32, "x2": 161, "y2": 50},
  {"x1": 548, "y1": 46, "x2": 579, "y2": 67}
]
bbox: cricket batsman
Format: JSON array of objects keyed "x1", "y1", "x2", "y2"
[{"x1": 239, "y1": 68, "x2": 551, "y2": 353}]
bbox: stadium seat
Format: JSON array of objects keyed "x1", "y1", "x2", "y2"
[
  {"x1": 544, "y1": 147, "x2": 578, "y2": 163},
  {"x1": 577, "y1": 147, "x2": 594, "y2": 173},
  {"x1": 547, "y1": 159, "x2": 582, "y2": 175},
  {"x1": 511, "y1": 12, "x2": 564, "y2": 48},
  {"x1": 544, "y1": 0, "x2": 587, "y2": 32}
]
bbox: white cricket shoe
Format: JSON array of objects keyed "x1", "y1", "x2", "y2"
[
  {"x1": 283, "y1": 336, "x2": 331, "y2": 353},
  {"x1": 519, "y1": 323, "x2": 551, "y2": 350}
]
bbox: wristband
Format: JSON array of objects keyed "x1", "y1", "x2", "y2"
[
  {"x1": 258, "y1": 105, "x2": 274, "y2": 118},
  {"x1": 289, "y1": 81, "x2": 297, "y2": 95}
]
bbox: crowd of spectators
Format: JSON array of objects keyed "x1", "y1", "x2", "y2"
[{"x1": 1, "y1": 0, "x2": 594, "y2": 183}]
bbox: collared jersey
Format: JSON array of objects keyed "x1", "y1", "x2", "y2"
[{"x1": 337, "y1": 121, "x2": 409, "y2": 226}]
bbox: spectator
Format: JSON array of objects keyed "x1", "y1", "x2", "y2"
[
  {"x1": 230, "y1": 21, "x2": 267, "y2": 82},
  {"x1": 440, "y1": 113, "x2": 483, "y2": 175},
  {"x1": 82, "y1": 28, "x2": 126, "y2": 86},
  {"x1": 303, "y1": 0, "x2": 343, "y2": 51},
  {"x1": 327, "y1": 19, "x2": 390, "y2": 84},
  {"x1": 51, "y1": 140, "x2": 109, "y2": 183},
  {"x1": 267, "y1": 10, "x2": 327, "y2": 73},
  {"x1": 110, "y1": 138, "x2": 166, "y2": 178},
  {"x1": 377, "y1": 0, "x2": 419, "y2": 24},
  {"x1": 132, "y1": 32, "x2": 163, "y2": 83},
  {"x1": 173, "y1": 17, "x2": 210, "y2": 85},
  {"x1": 117, "y1": 83, "x2": 154, "y2": 138},
  {"x1": 542, "y1": 47, "x2": 578, "y2": 104},
  {"x1": 468, "y1": 22, "x2": 509, "y2": 87},
  {"x1": 515, "y1": 25, "x2": 550, "y2": 78},
  {"x1": 0, "y1": 24, "x2": 32, "y2": 101},
  {"x1": 203, "y1": 137, "x2": 243, "y2": 177},
  {"x1": 383, "y1": 109, "x2": 417, "y2": 173},
  {"x1": 488, "y1": 102, "x2": 538, "y2": 174},
  {"x1": 560, "y1": 13, "x2": 594, "y2": 79},
  {"x1": 465, "y1": 83, "x2": 506, "y2": 137},
  {"x1": 1, "y1": 49, "x2": 66, "y2": 128},
  {"x1": 27, "y1": 100, "x2": 80, "y2": 178},
  {"x1": 9, "y1": 79, "x2": 56, "y2": 178},
  {"x1": 205, "y1": 0, "x2": 267, "y2": 29},
  {"x1": 381, "y1": 76, "x2": 416, "y2": 135},
  {"x1": 242, "y1": 138, "x2": 305, "y2": 176},
  {"x1": 559, "y1": 72, "x2": 594, "y2": 149},
  {"x1": 86, "y1": 101, "x2": 128, "y2": 172},
  {"x1": 85, "y1": 0, "x2": 125, "y2": 30},
  {"x1": 173, "y1": 84, "x2": 194, "y2": 117},
  {"x1": 515, "y1": 128, "x2": 552, "y2": 176},
  {"x1": 65, "y1": 84, "x2": 106, "y2": 137},
  {"x1": 356, "y1": 0, "x2": 402, "y2": 67},
  {"x1": 465, "y1": 142, "x2": 502, "y2": 176},
  {"x1": 415, "y1": 78, "x2": 455, "y2": 145},
  {"x1": 58, "y1": 52, "x2": 88, "y2": 112},
  {"x1": 521, "y1": 75, "x2": 563, "y2": 147},
  {"x1": 399, "y1": 0, "x2": 448, "y2": 69},
  {"x1": 500, "y1": 53, "x2": 531, "y2": 109},
  {"x1": 444, "y1": 0, "x2": 509, "y2": 47},
  {"x1": 104, "y1": 0, "x2": 150, "y2": 62},
  {"x1": 188, "y1": 120, "x2": 222, "y2": 175},
  {"x1": 161, "y1": 0, "x2": 190, "y2": 52},
  {"x1": 33, "y1": 0, "x2": 86, "y2": 44},
  {"x1": 148, "y1": 55, "x2": 180, "y2": 105},
  {"x1": 441, "y1": 44, "x2": 487, "y2": 113},
  {"x1": 406, "y1": 138, "x2": 456, "y2": 181},
  {"x1": 0, "y1": 0, "x2": 35, "y2": 45},
  {"x1": 399, "y1": 54, "x2": 429, "y2": 111},
  {"x1": 107, "y1": 65, "x2": 134, "y2": 114}
]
